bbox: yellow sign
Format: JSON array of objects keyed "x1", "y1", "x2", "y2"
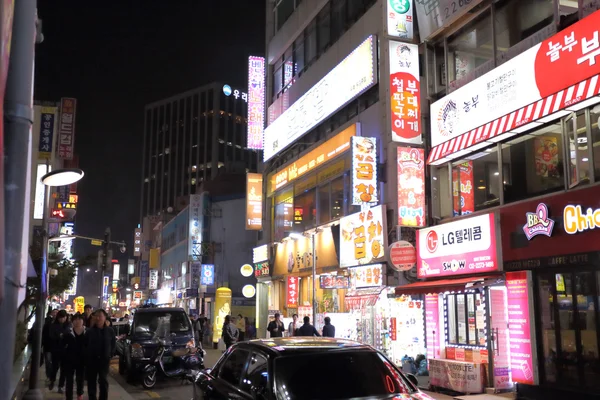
[
  {"x1": 91, "y1": 239, "x2": 103, "y2": 246},
  {"x1": 240, "y1": 264, "x2": 254, "y2": 277},
  {"x1": 273, "y1": 228, "x2": 338, "y2": 276},
  {"x1": 69, "y1": 194, "x2": 79, "y2": 204},
  {"x1": 213, "y1": 287, "x2": 232, "y2": 344},
  {"x1": 74, "y1": 296, "x2": 85, "y2": 314},
  {"x1": 268, "y1": 124, "x2": 357, "y2": 195},
  {"x1": 149, "y1": 248, "x2": 160, "y2": 269},
  {"x1": 246, "y1": 173, "x2": 263, "y2": 231}
]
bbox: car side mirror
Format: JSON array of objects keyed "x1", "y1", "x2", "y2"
[{"x1": 406, "y1": 373, "x2": 419, "y2": 387}]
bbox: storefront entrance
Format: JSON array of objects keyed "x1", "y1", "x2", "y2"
[{"x1": 537, "y1": 269, "x2": 600, "y2": 391}]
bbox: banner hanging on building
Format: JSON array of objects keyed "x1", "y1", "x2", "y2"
[
  {"x1": 397, "y1": 147, "x2": 425, "y2": 226},
  {"x1": 389, "y1": 41, "x2": 421, "y2": 144},
  {"x1": 351, "y1": 136, "x2": 378, "y2": 205},
  {"x1": 149, "y1": 269, "x2": 158, "y2": 290},
  {"x1": 247, "y1": 56, "x2": 265, "y2": 150},
  {"x1": 38, "y1": 107, "x2": 56, "y2": 159},
  {"x1": 139, "y1": 261, "x2": 149, "y2": 289},
  {"x1": 246, "y1": 173, "x2": 263, "y2": 230},
  {"x1": 189, "y1": 194, "x2": 202, "y2": 259},
  {"x1": 339, "y1": 205, "x2": 388, "y2": 268},
  {"x1": 58, "y1": 98, "x2": 76, "y2": 160}
]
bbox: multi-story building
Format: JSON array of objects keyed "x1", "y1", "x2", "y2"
[
  {"x1": 261, "y1": 0, "x2": 600, "y2": 398},
  {"x1": 139, "y1": 82, "x2": 259, "y2": 219}
]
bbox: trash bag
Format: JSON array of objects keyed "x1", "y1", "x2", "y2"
[{"x1": 417, "y1": 358, "x2": 429, "y2": 376}]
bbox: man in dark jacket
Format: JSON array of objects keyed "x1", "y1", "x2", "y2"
[
  {"x1": 83, "y1": 304, "x2": 93, "y2": 328},
  {"x1": 296, "y1": 316, "x2": 321, "y2": 337},
  {"x1": 322, "y1": 317, "x2": 335, "y2": 338},
  {"x1": 42, "y1": 309, "x2": 57, "y2": 380},
  {"x1": 85, "y1": 309, "x2": 116, "y2": 400},
  {"x1": 49, "y1": 310, "x2": 70, "y2": 392},
  {"x1": 266, "y1": 313, "x2": 284, "y2": 338},
  {"x1": 62, "y1": 313, "x2": 86, "y2": 400}
]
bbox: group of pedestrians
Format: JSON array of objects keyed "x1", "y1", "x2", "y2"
[
  {"x1": 267, "y1": 313, "x2": 336, "y2": 338},
  {"x1": 41, "y1": 305, "x2": 116, "y2": 400},
  {"x1": 219, "y1": 313, "x2": 256, "y2": 349}
]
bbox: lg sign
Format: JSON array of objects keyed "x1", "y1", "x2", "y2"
[{"x1": 426, "y1": 231, "x2": 438, "y2": 253}]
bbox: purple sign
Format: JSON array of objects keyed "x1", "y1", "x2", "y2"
[{"x1": 523, "y1": 203, "x2": 554, "y2": 240}]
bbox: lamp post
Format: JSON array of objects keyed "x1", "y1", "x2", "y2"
[{"x1": 25, "y1": 167, "x2": 84, "y2": 400}]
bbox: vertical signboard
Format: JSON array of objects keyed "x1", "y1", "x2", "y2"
[
  {"x1": 189, "y1": 194, "x2": 202, "y2": 259},
  {"x1": 200, "y1": 264, "x2": 215, "y2": 285},
  {"x1": 133, "y1": 228, "x2": 142, "y2": 257},
  {"x1": 38, "y1": 107, "x2": 56, "y2": 159},
  {"x1": 491, "y1": 287, "x2": 513, "y2": 389},
  {"x1": 387, "y1": 0, "x2": 414, "y2": 40},
  {"x1": 139, "y1": 261, "x2": 149, "y2": 289},
  {"x1": 389, "y1": 41, "x2": 422, "y2": 144},
  {"x1": 397, "y1": 147, "x2": 425, "y2": 227},
  {"x1": 190, "y1": 261, "x2": 201, "y2": 289},
  {"x1": 339, "y1": 205, "x2": 387, "y2": 267},
  {"x1": 213, "y1": 287, "x2": 232, "y2": 343},
  {"x1": 286, "y1": 276, "x2": 299, "y2": 308},
  {"x1": 58, "y1": 97, "x2": 76, "y2": 160},
  {"x1": 506, "y1": 271, "x2": 537, "y2": 385},
  {"x1": 246, "y1": 173, "x2": 263, "y2": 230},
  {"x1": 247, "y1": 56, "x2": 265, "y2": 150},
  {"x1": 149, "y1": 269, "x2": 158, "y2": 290},
  {"x1": 102, "y1": 276, "x2": 109, "y2": 300},
  {"x1": 453, "y1": 161, "x2": 475, "y2": 216},
  {"x1": 33, "y1": 164, "x2": 49, "y2": 220},
  {"x1": 425, "y1": 293, "x2": 440, "y2": 360},
  {"x1": 351, "y1": 136, "x2": 378, "y2": 205}
]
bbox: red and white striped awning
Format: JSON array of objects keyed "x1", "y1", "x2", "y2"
[{"x1": 427, "y1": 74, "x2": 600, "y2": 165}]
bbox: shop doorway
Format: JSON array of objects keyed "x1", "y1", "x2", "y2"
[{"x1": 537, "y1": 270, "x2": 600, "y2": 390}]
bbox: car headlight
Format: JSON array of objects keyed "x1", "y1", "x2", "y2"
[{"x1": 131, "y1": 343, "x2": 144, "y2": 358}]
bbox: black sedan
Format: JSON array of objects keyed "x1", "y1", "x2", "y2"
[{"x1": 190, "y1": 337, "x2": 435, "y2": 400}]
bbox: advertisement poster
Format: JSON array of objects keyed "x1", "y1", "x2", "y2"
[
  {"x1": 397, "y1": 147, "x2": 425, "y2": 226},
  {"x1": 429, "y1": 10, "x2": 600, "y2": 156},
  {"x1": 417, "y1": 213, "x2": 498, "y2": 278},
  {"x1": 287, "y1": 276, "x2": 299, "y2": 308},
  {"x1": 38, "y1": 108, "x2": 56, "y2": 159},
  {"x1": 491, "y1": 288, "x2": 513, "y2": 389},
  {"x1": 340, "y1": 205, "x2": 387, "y2": 267},
  {"x1": 349, "y1": 264, "x2": 383, "y2": 289},
  {"x1": 389, "y1": 41, "x2": 421, "y2": 144},
  {"x1": 506, "y1": 271, "x2": 536, "y2": 385},
  {"x1": 387, "y1": 0, "x2": 413, "y2": 39},
  {"x1": 534, "y1": 136, "x2": 559, "y2": 178},
  {"x1": 429, "y1": 359, "x2": 483, "y2": 393},
  {"x1": 201, "y1": 264, "x2": 215, "y2": 286},
  {"x1": 247, "y1": 56, "x2": 265, "y2": 150},
  {"x1": 425, "y1": 294, "x2": 440, "y2": 360},
  {"x1": 351, "y1": 136, "x2": 378, "y2": 204},
  {"x1": 213, "y1": 287, "x2": 232, "y2": 343},
  {"x1": 453, "y1": 161, "x2": 474, "y2": 216},
  {"x1": 246, "y1": 173, "x2": 263, "y2": 230},
  {"x1": 58, "y1": 98, "x2": 77, "y2": 160}
]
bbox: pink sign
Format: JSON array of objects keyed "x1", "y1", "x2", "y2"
[
  {"x1": 491, "y1": 288, "x2": 512, "y2": 390},
  {"x1": 425, "y1": 294, "x2": 440, "y2": 360},
  {"x1": 506, "y1": 271, "x2": 535, "y2": 385},
  {"x1": 417, "y1": 213, "x2": 498, "y2": 278}
]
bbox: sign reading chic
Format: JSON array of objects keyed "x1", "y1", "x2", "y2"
[
  {"x1": 523, "y1": 203, "x2": 555, "y2": 240},
  {"x1": 564, "y1": 204, "x2": 600, "y2": 234}
]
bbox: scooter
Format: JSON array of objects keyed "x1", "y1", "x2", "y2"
[{"x1": 141, "y1": 339, "x2": 205, "y2": 389}]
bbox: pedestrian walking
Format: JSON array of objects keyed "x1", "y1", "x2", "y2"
[
  {"x1": 287, "y1": 314, "x2": 299, "y2": 337},
  {"x1": 85, "y1": 309, "x2": 116, "y2": 400},
  {"x1": 42, "y1": 309, "x2": 57, "y2": 381},
  {"x1": 204, "y1": 319, "x2": 213, "y2": 345},
  {"x1": 49, "y1": 310, "x2": 70, "y2": 392},
  {"x1": 62, "y1": 313, "x2": 86, "y2": 400},
  {"x1": 323, "y1": 316, "x2": 335, "y2": 337},
  {"x1": 296, "y1": 316, "x2": 321, "y2": 337},
  {"x1": 267, "y1": 313, "x2": 285, "y2": 338},
  {"x1": 222, "y1": 315, "x2": 238, "y2": 349},
  {"x1": 83, "y1": 304, "x2": 93, "y2": 328},
  {"x1": 236, "y1": 313, "x2": 246, "y2": 341}
]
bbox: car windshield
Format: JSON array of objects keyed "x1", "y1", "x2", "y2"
[
  {"x1": 274, "y1": 350, "x2": 415, "y2": 399},
  {"x1": 133, "y1": 312, "x2": 191, "y2": 335}
]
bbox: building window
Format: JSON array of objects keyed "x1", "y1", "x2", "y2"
[
  {"x1": 275, "y1": 0, "x2": 295, "y2": 32},
  {"x1": 447, "y1": 9, "x2": 493, "y2": 86},
  {"x1": 317, "y1": 3, "x2": 331, "y2": 54},
  {"x1": 446, "y1": 293, "x2": 486, "y2": 347},
  {"x1": 274, "y1": 196, "x2": 293, "y2": 241},
  {"x1": 294, "y1": 36, "x2": 305, "y2": 76},
  {"x1": 591, "y1": 107, "x2": 600, "y2": 181},
  {"x1": 495, "y1": 0, "x2": 554, "y2": 53},
  {"x1": 331, "y1": 176, "x2": 344, "y2": 220},
  {"x1": 564, "y1": 111, "x2": 591, "y2": 188},
  {"x1": 293, "y1": 188, "x2": 316, "y2": 232},
  {"x1": 318, "y1": 183, "x2": 331, "y2": 225}
]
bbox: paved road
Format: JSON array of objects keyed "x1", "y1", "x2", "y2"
[{"x1": 108, "y1": 349, "x2": 224, "y2": 400}]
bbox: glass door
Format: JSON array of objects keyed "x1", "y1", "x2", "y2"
[{"x1": 537, "y1": 271, "x2": 600, "y2": 390}]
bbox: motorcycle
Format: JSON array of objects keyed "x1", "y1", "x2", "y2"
[{"x1": 141, "y1": 316, "x2": 205, "y2": 389}]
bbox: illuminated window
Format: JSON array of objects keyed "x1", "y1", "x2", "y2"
[{"x1": 446, "y1": 293, "x2": 486, "y2": 347}]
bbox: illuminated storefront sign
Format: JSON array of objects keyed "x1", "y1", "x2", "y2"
[
  {"x1": 389, "y1": 41, "x2": 421, "y2": 144},
  {"x1": 213, "y1": 287, "x2": 232, "y2": 343},
  {"x1": 397, "y1": 147, "x2": 425, "y2": 226},
  {"x1": 189, "y1": 194, "x2": 202, "y2": 259},
  {"x1": 253, "y1": 244, "x2": 268, "y2": 263},
  {"x1": 247, "y1": 56, "x2": 265, "y2": 150},
  {"x1": 320, "y1": 275, "x2": 350, "y2": 289},
  {"x1": 240, "y1": 264, "x2": 253, "y2": 277},
  {"x1": 387, "y1": 0, "x2": 413, "y2": 40},
  {"x1": 351, "y1": 137, "x2": 378, "y2": 205},
  {"x1": 58, "y1": 98, "x2": 77, "y2": 160},
  {"x1": 563, "y1": 204, "x2": 600, "y2": 234},
  {"x1": 339, "y1": 205, "x2": 388, "y2": 268},
  {"x1": 254, "y1": 261, "x2": 270, "y2": 278},
  {"x1": 453, "y1": 162, "x2": 474, "y2": 216},
  {"x1": 34, "y1": 164, "x2": 51, "y2": 220},
  {"x1": 242, "y1": 284, "x2": 256, "y2": 298},
  {"x1": 201, "y1": 264, "x2": 215, "y2": 285},
  {"x1": 134, "y1": 228, "x2": 142, "y2": 256},
  {"x1": 263, "y1": 35, "x2": 377, "y2": 161},
  {"x1": 149, "y1": 269, "x2": 158, "y2": 290},
  {"x1": 246, "y1": 173, "x2": 263, "y2": 230},
  {"x1": 349, "y1": 263, "x2": 383, "y2": 289},
  {"x1": 523, "y1": 203, "x2": 554, "y2": 240},
  {"x1": 286, "y1": 276, "x2": 299, "y2": 308},
  {"x1": 268, "y1": 124, "x2": 356, "y2": 194},
  {"x1": 222, "y1": 84, "x2": 247, "y2": 101},
  {"x1": 38, "y1": 107, "x2": 56, "y2": 159}
]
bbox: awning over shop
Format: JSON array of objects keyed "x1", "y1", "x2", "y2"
[
  {"x1": 395, "y1": 274, "x2": 503, "y2": 296},
  {"x1": 345, "y1": 287, "x2": 385, "y2": 311}
]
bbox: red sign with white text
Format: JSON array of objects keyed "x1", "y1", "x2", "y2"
[
  {"x1": 506, "y1": 271, "x2": 536, "y2": 385},
  {"x1": 286, "y1": 276, "x2": 299, "y2": 309},
  {"x1": 397, "y1": 147, "x2": 425, "y2": 227},
  {"x1": 390, "y1": 317, "x2": 397, "y2": 341}
]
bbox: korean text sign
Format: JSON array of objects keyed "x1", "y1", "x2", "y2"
[
  {"x1": 38, "y1": 107, "x2": 56, "y2": 159},
  {"x1": 189, "y1": 194, "x2": 202, "y2": 259},
  {"x1": 340, "y1": 205, "x2": 388, "y2": 268},
  {"x1": 58, "y1": 98, "x2": 76, "y2": 160},
  {"x1": 349, "y1": 263, "x2": 383, "y2": 289},
  {"x1": 430, "y1": 9, "x2": 600, "y2": 149},
  {"x1": 149, "y1": 270, "x2": 158, "y2": 290},
  {"x1": 247, "y1": 56, "x2": 265, "y2": 150},
  {"x1": 246, "y1": 173, "x2": 263, "y2": 230},
  {"x1": 429, "y1": 359, "x2": 483, "y2": 393},
  {"x1": 389, "y1": 41, "x2": 421, "y2": 144},
  {"x1": 397, "y1": 147, "x2": 425, "y2": 226},
  {"x1": 506, "y1": 271, "x2": 536, "y2": 385},
  {"x1": 387, "y1": 0, "x2": 413, "y2": 40},
  {"x1": 351, "y1": 137, "x2": 378, "y2": 205},
  {"x1": 286, "y1": 276, "x2": 299, "y2": 308},
  {"x1": 201, "y1": 264, "x2": 215, "y2": 286},
  {"x1": 417, "y1": 213, "x2": 498, "y2": 278}
]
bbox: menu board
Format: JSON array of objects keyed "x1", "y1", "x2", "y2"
[
  {"x1": 425, "y1": 293, "x2": 441, "y2": 360},
  {"x1": 506, "y1": 271, "x2": 536, "y2": 385}
]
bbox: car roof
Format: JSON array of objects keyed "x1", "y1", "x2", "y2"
[
  {"x1": 134, "y1": 307, "x2": 187, "y2": 314},
  {"x1": 234, "y1": 337, "x2": 375, "y2": 357}
]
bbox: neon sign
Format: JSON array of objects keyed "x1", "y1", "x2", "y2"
[
  {"x1": 564, "y1": 204, "x2": 600, "y2": 234},
  {"x1": 523, "y1": 203, "x2": 554, "y2": 240}
]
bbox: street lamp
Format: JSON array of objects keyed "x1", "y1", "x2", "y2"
[{"x1": 26, "y1": 168, "x2": 84, "y2": 400}]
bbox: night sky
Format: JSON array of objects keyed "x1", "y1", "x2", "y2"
[{"x1": 34, "y1": 1, "x2": 266, "y2": 265}]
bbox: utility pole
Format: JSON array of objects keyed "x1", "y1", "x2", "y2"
[{"x1": 98, "y1": 227, "x2": 111, "y2": 309}]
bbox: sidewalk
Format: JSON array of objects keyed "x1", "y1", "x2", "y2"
[{"x1": 15, "y1": 359, "x2": 134, "y2": 400}]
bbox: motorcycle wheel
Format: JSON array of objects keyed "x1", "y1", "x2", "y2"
[{"x1": 142, "y1": 371, "x2": 157, "y2": 389}]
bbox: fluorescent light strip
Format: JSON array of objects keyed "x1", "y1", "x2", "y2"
[{"x1": 566, "y1": 96, "x2": 600, "y2": 112}]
